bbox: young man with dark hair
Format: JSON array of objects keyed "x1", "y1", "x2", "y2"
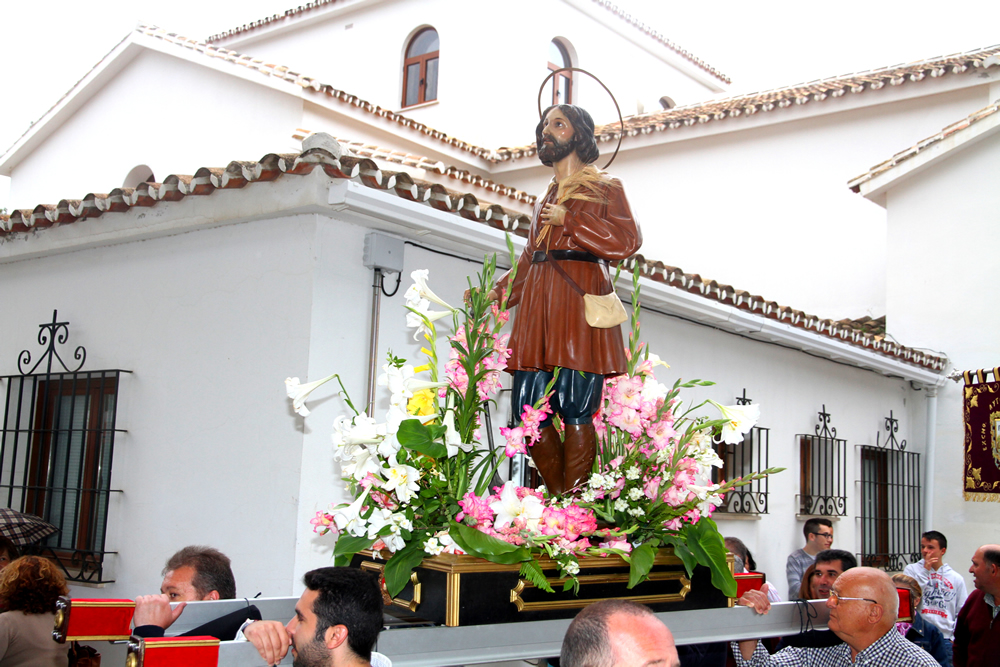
[
  {"x1": 903, "y1": 530, "x2": 968, "y2": 641},
  {"x1": 133, "y1": 545, "x2": 258, "y2": 640},
  {"x1": 244, "y1": 567, "x2": 389, "y2": 667},
  {"x1": 786, "y1": 518, "x2": 834, "y2": 599},
  {"x1": 773, "y1": 549, "x2": 857, "y2": 650},
  {"x1": 953, "y1": 544, "x2": 1000, "y2": 667},
  {"x1": 560, "y1": 598, "x2": 679, "y2": 667}
]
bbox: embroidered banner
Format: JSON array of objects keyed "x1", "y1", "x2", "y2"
[{"x1": 963, "y1": 368, "x2": 1000, "y2": 502}]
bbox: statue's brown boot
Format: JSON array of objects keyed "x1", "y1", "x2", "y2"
[
  {"x1": 529, "y1": 425, "x2": 565, "y2": 495},
  {"x1": 563, "y1": 423, "x2": 598, "y2": 492}
]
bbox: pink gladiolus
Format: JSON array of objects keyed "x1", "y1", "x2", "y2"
[
  {"x1": 501, "y1": 426, "x2": 527, "y2": 457},
  {"x1": 610, "y1": 375, "x2": 644, "y2": 410},
  {"x1": 647, "y1": 420, "x2": 677, "y2": 450},
  {"x1": 610, "y1": 406, "x2": 643, "y2": 438},
  {"x1": 663, "y1": 518, "x2": 683, "y2": 531},
  {"x1": 457, "y1": 492, "x2": 495, "y2": 525},
  {"x1": 609, "y1": 477, "x2": 626, "y2": 500},
  {"x1": 563, "y1": 504, "x2": 598, "y2": 539},
  {"x1": 644, "y1": 477, "x2": 662, "y2": 500},
  {"x1": 310, "y1": 511, "x2": 337, "y2": 535},
  {"x1": 538, "y1": 507, "x2": 568, "y2": 537},
  {"x1": 599, "y1": 539, "x2": 632, "y2": 553}
]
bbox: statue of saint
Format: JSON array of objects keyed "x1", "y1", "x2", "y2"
[{"x1": 494, "y1": 104, "x2": 642, "y2": 494}]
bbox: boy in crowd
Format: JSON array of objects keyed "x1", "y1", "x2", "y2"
[{"x1": 903, "y1": 530, "x2": 968, "y2": 640}]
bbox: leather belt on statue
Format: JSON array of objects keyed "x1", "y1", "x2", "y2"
[{"x1": 531, "y1": 250, "x2": 604, "y2": 264}]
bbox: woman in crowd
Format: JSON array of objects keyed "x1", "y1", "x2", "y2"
[
  {"x1": 0, "y1": 556, "x2": 69, "y2": 666},
  {"x1": 799, "y1": 563, "x2": 818, "y2": 599},
  {"x1": 0, "y1": 538, "x2": 18, "y2": 572},
  {"x1": 892, "y1": 573, "x2": 952, "y2": 667}
]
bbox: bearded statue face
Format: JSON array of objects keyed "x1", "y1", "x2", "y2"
[{"x1": 537, "y1": 107, "x2": 578, "y2": 165}]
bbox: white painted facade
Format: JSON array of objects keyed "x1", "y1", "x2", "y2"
[
  {"x1": 212, "y1": 0, "x2": 726, "y2": 149},
  {"x1": 854, "y1": 115, "x2": 1000, "y2": 588}
]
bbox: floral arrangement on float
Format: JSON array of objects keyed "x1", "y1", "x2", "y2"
[{"x1": 287, "y1": 239, "x2": 781, "y2": 600}]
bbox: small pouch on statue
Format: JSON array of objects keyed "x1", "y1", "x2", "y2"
[{"x1": 545, "y1": 253, "x2": 627, "y2": 328}]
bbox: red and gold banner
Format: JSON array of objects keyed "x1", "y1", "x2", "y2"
[{"x1": 963, "y1": 368, "x2": 1000, "y2": 502}]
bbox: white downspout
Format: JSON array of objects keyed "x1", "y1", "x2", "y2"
[{"x1": 924, "y1": 387, "x2": 938, "y2": 528}]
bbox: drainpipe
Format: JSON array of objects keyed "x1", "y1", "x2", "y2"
[
  {"x1": 923, "y1": 387, "x2": 938, "y2": 528},
  {"x1": 366, "y1": 268, "x2": 383, "y2": 417}
]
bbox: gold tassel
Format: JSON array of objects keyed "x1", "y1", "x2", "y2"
[{"x1": 964, "y1": 491, "x2": 1000, "y2": 502}]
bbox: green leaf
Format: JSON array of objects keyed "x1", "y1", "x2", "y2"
[
  {"x1": 332, "y1": 535, "x2": 375, "y2": 567},
  {"x1": 383, "y1": 540, "x2": 428, "y2": 598},
  {"x1": 519, "y1": 559, "x2": 555, "y2": 594},
  {"x1": 627, "y1": 542, "x2": 656, "y2": 589},
  {"x1": 684, "y1": 519, "x2": 737, "y2": 598},
  {"x1": 396, "y1": 419, "x2": 448, "y2": 458},
  {"x1": 449, "y1": 522, "x2": 532, "y2": 564}
]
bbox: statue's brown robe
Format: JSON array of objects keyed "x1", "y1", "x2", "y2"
[{"x1": 499, "y1": 175, "x2": 642, "y2": 377}]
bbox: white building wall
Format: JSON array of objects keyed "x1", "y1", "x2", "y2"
[
  {"x1": 882, "y1": 129, "x2": 1000, "y2": 590},
  {"x1": 0, "y1": 212, "x2": 322, "y2": 599},
  {"x1": 223, "y1": 0, "x2": 721, "y2": 150},
  {"x1": 7, "y1": 49, "x2": 303, "y2": 209}
]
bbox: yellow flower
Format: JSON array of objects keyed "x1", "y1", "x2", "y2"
[{"x1": 407, "y1": 388, "x2": 437, "y2": 416}]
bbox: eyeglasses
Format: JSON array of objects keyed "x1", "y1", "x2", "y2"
[
  {"x1": 811, "y1": 531, "x2": 834, "y2": 539},
  {"x1": 828, "y1": 591, "x2": 878, "y2": 606}
]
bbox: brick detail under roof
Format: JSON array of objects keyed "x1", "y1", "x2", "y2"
[
  {"x1": 0, "y1": 148, "x2": 946, "y2": 373},
  {"x1": 494, "y1": 44, "x2": 1000, "y2": 161},
  {"x1": 204, "y1": 0, "x2": 729, "y2": 84}
]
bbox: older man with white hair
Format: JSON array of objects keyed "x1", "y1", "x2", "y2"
[{"x1": 734, "y1": 567, "x2": 939, "y2": 666}]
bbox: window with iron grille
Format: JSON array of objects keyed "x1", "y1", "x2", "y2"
[
  {"x1": 798, "y1": 405, "x2": 848, "y2": 516},
  {"x1": 713, "y1": 390, "x2": 770, "y2": 514},
  {"x1": 0, "y1": 312, "x2": 127, "y2": 583},
  {"x1": 858, "y1": 411, "x2": 921, "y2": 571}
]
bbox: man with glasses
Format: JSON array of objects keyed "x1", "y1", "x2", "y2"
[
  {"x1": 787, "y1": 518, "x2": 835, "y2": 600},
  {"x1": 734, "y1": 567, "x2": 939, "y2": 666}
]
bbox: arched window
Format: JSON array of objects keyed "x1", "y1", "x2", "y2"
[
  {"x1": 547, "y1": 39, "x2": 572, "y2": 106},
  {"x1": 402, "y1": 28, "x2": 439, "y2": 108}
]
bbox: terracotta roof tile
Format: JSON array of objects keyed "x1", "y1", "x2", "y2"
[
  {"x1": 848, "y1": 98, "x2": 1000, "y2": 191},
  {"x1": 494, "y1": 44, "x2": 1000, "y2": 161},
  {"x1": 0, "y1": 145, "x2": 946, "y2": 373},
  {"x1": 204, "y1": 0, "x2": 729, "y2": 83},
  {"x1": 291, "y1": 129, "x2": 538, "y2": 205}
]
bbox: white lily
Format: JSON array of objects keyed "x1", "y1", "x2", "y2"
[
  {"x1": 407, "y1": 269, "x2": 457, "y2": 312},
  {"x1": 490, "y1": 481, "x2": 543, "y2": 530},
  {"x1": 405, "y1": 298, "x2": 452, "y2": 340},
  {"x1": 709, "y1": 400, "x2": 761, "y2": 445},
  {"x1": 382, "y1": 457, "x2": 421, "y2": 504},
  {"x1": 376, "y1": 432, "x2": 402, "y2": 459},
  {"x1": 378, "y1": 364, "x2": 415, "y2": 398},
  {"x1": 331, "y1": 488, "x2": 371, "y2": 537},
  {"x1": 343, "y1": 446, "x2": 383, "y2": 482},
  {"x1": 285, "y1": 373, "x2": 337, "y2": 417},
  {"x1": 640, "y1": 376, "x2": 669, "y2": 403}
]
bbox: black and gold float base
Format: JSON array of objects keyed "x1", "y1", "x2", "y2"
[{"x1": 351, "y1": 548, "x2": 732, "y2": 627}]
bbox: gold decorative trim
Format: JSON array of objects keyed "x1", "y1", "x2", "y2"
[
  {"x1": 360, "y1": 562, "x2": 422, "y2": 612},
  {"x1": 445, "y1": 572, "x2": 461, "y2": 627},
  {"x1": 66, "y1": 634, "x2": 132, "y2": 641},
  {"x1": 143, "y1": 638, "x2": 220, "y2": 648},
  {"x1": 70, "y1": 600, "x2": 136, "y2": 608},
  {"x1": 510, "y1": 571, "x2": 691, "y2": 612},
  {"x1": 359, "y1": 548, "x2": 684, "y2": 574}
]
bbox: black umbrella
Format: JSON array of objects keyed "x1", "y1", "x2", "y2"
[{"x1": 0, "y1": 508, "x2": 59, "y2": 546}]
